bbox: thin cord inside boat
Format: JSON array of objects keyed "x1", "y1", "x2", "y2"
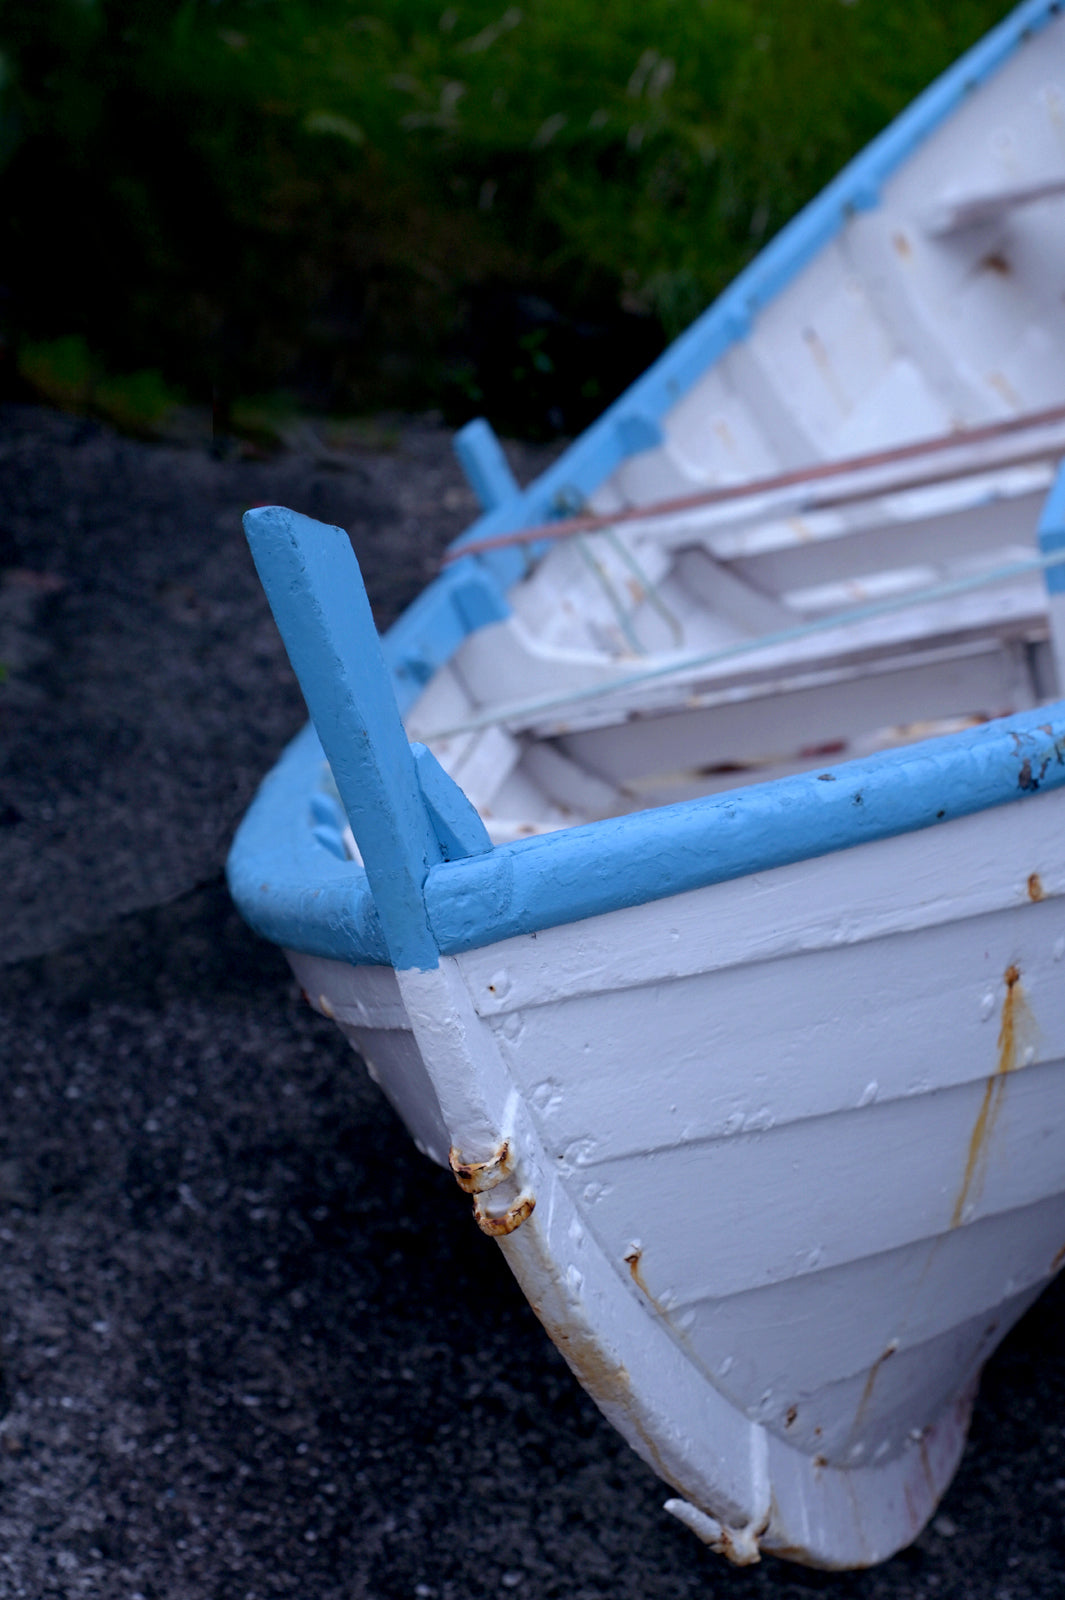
[
  {"x1": 413, "y1": 549, "x2": 1065, "y2": 741},
  {"x1": 442, "y1": 404, "x2": 1065, "y2": 563}
]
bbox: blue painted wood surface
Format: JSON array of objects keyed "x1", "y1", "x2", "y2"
[
  {"x1": 1039, "y1": 459, "x2": 1065, "y2": 595},
  {"x1": 453, "y1": 419, "x2": 521, "y2": 512},
  {"x1": 242, "y1": 506, "x2": 441, "y2": 969}
]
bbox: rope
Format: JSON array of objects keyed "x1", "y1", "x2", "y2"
[
  {"x1": 414, "y1": 548, "x2": 1065, "y2": 742},
  {"x1": 443, "y1": 403, "x2": 1065, "y2": 564}
]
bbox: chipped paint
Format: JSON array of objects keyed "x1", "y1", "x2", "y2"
[
  {"x1": 1027, "y1": 872, "x2": 1046, "y2": 901},
  {"x1": 802, "y1": 325, "x2": 852, "y2": 415},
  {"x1": 951, "y1": 965, "x2": 1032, "y2": 1228},
  {"x1": 624, "y1": 1247, "x2": 705, "y2": 1363},
  {"x1": 987, "y1": 370, "x2": 1024, "y2": 411},
  {"x1": 980, "y1": 251, "x2": 1011, "y2": 275},
  {"x1": 622, "y1": 1245, "x2": 746, "y2": 1413}
]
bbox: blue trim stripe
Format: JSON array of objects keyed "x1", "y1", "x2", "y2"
[
  {"x1": 228, "y1": 705, "x2": 1065, "y2": 967},
  {"x1": 1038, "y1": 459, "x2": 1065, "y2": 595}
]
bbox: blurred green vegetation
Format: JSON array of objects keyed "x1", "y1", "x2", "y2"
[{"x1": 0, "y1": 0, "x2": 1015, "y2": 437}]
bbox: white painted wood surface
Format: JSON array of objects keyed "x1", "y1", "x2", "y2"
[{"x1": 286, "y1": 782, "x2": 1065, "y2": 1566}]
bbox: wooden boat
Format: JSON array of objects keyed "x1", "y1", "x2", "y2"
[{"x1": 228, "y1": 0, "x2": 1065, "y2": 1569}]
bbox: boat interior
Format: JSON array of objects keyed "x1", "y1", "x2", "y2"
[
  {"x1": 402, "y1": 417, "x2": 1064, "y2": 842},
  {"x1": 395, "y1": 32, "x2": 1065, "y2": 845}
]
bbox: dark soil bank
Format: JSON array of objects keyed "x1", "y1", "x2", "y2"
[{"x1": 1, "y1": 404, "x2": 1064, "y2": 1599}]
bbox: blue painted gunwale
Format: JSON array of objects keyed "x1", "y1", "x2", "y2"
[
  {"x1": 384, "y1": 0, "x2": 1063, "y2": 710},
  {"x1": 228, "y1": 705, "x2": 1065, "y2": 968},
  {"x1": 227, "y1": 719, "x2": 390, "y2": 966}
]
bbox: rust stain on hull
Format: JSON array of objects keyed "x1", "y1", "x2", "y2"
[
  {"x1": 624, "y1": 1246, "x2": 670, "y2": 1317},
  {"x1": 1027, "y1": 873, "x2": 1045, "y2": 902},
  {"x1": 952, "y1": 966, "x2": 1030, "y2": 1229},
  {"x1": 623, "y1": 1247, "x2": 718, "y2": 1389},
  {"x1": 918, "y1": 1437, "x2": 938, "y2": 1504},
  {"x1": 850, "y1": 1341, "x2": 899, "y2": 1439},
  {"x1": 504, "y1": 1225, "x2": 680, "y2": 1493}
]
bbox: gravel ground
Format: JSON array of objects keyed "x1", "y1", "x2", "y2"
[{"x1": 2, "y1": 402, "x2": 1065, "y2": 1599}]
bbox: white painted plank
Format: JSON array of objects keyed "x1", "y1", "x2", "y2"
[{"x1": 457, "y1": 786, "x2": 1065, "y2": 1009}]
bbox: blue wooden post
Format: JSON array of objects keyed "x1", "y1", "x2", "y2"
[
  {"x1": 243, "y1": 505, "x2": 441, "y2": 970},
  {"x1": 453, "y1": 419, "x2": 520, "y2": 512}
]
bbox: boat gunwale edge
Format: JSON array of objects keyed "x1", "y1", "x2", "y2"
[{"x1": 226, "y1": 703, "x2": 1065, "y2": 967}]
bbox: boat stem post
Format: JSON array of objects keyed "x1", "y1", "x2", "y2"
[{"x1": 242, "y1": 505, "x2": 441, "y2": 970}]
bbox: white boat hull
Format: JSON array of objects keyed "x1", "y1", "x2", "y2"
[{"x1": 284, "y1": 783, "x2": 1065, "y2": 1567}]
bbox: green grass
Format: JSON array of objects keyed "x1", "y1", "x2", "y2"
[
  {"x1": 17, "y1": 336, "x2": 184, "y2": 434},
  {"x1": 0, "y1": 0, "x2": 1017, "y2": 435}
]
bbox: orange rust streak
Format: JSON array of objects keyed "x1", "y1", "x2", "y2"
[
  {"x1": 951, "y1": 966, "x2": 1024, "y2": 1229},
  {"x1": 918, "y1": 1438, "x2": 938, "y2": 1503},
  {"x1": 1028, "y1": 872, "x2": 1046, "y2": 902},
  {"x1": 507, "y1": 1230, "x2": 681, "y2": 1490},
  {"x1": 625, "y1": 1247, "x2": 679, "y2": 1326},
  {"x1": 851, "y1": 1343, "x2": 897, "y2": 1435}
]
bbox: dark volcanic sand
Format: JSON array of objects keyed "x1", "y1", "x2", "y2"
[{"x1": 1, "y1": 403, "x2": 1064, "y2": 1599}]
